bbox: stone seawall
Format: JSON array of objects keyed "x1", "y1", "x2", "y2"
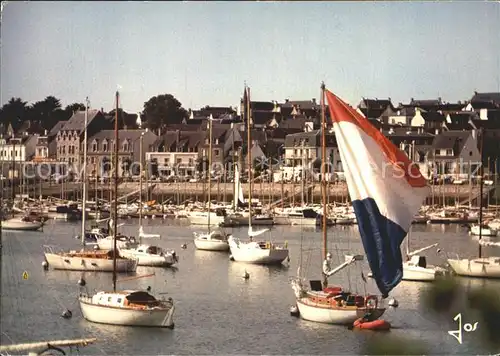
[
  {"x1": 31, "y1": 181, "x2": 498, "y2": 205},
  {"x1": 44, "y1": 182, "x2": 499, "y2": 204}
]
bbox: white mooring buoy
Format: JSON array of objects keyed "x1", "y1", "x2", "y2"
[{"x1": 388, "y1": 298, "x2": 399, "y2": 308}]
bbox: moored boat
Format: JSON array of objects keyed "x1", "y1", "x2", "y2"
[
  {"x1": 79, "y1": 290, "x2": 175, "y2": 328},
  {"x1": 119, "y1": 244, "x2": 178, "y2": 267},
  {"x1": 1, "y1": 217, "x2": 43, "y2": 231},
  {"x1": 43, "y1": 246, "x2": 137, "y2": 272}
]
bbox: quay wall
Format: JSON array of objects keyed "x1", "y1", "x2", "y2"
[{"x1": 10, "y1": 182, "x2": 498, "y2": 205}]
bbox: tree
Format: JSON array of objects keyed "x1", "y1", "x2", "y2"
[
  {"x1": 0, "y1": 97, "x2": 29, "y2": 130},
  {"x1": 143, "y1": 94, "x2": 188, "y2": 131},
  {"x1": 29, "y1": 96, "x2": 63, "y2": 131},
  {"x1": 64, "y1": 103, "x2": 86, "y2": 115}
]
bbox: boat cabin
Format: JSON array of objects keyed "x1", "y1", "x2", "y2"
[
  {"x1": 408, "y1": 255, "x2": 427, "y2": 268},
  {"x1": 135, "y1": 245, "x2": 164, "y2": 256},
  {"x1": 92, "y1": 290, "x2": 161, "y2": 308},
  {"x1": 305, "y1": 280, "x2": 373, "y2": 308}
]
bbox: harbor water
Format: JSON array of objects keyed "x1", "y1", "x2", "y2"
[{"x1": 1, "y1": 219, "x2": 499, "y2": 355}]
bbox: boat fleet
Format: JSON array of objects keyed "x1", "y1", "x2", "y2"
[{"x1": 2, "y1": 88, "x2": 500, "y2": 335}]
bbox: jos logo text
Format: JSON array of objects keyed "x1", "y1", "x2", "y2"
[{"x1": 448, "y1": 313, "x2": 478, "y2": 344}]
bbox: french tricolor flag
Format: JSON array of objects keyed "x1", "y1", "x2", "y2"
[{"x1": 325, "y1": 90, "x2": 430, "y2": 297}]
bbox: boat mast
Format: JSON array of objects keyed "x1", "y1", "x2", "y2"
[
  {"x1": 478, "y1": 128, "x2": 484, "y2": 258},
  {"x1": 81, "y1": 98, "x2": 89, "y2": 245},
  {"x1": 320, "y1": 82, "x2": 328, "y2": 288},
  {"x1": 112, "y1": 91, "x2": 119, "y2": 292},
  {"x1": 139, "y1": 132, "x2": 143, "y2": 243},
  {"x1": 207, "y1": 115, "x2": 213, "y2": 233},
  {"x1": 246, "y1": 84, "x2": 253, "y2": 234}
]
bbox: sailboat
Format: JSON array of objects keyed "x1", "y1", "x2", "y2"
[
  {"x1": 402, "y1": 240, "x2": 446, "y2": 282},
  {"x1": 447, "y1": 134, "x2": 500, "y2": 278},
  {"x1": 227, "y1": 84, "x2": 289, "y2": 265},
  {"x1": 79, "y1": 91, "x2": 175, "y2": 328},
  {"x1": 119, "y1": 132, "x2": 178, "y2": 266},
  {"x1": 194, "y1": 116, "x2": 230, "y2": 251},
  {"x1": 290, "y1": 85, "x2": 428, "y2": 324},
  {"x1": 44, "y1": 100, "x2": 137, "y2": 273}
]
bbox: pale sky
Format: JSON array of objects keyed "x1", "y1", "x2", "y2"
[{"x1": 1, "y1": 1, "x2": 499, "y2": 112}]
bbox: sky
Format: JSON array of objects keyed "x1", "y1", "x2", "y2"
[{"x1": 1, "y1": 1, "x2": 499, "y2": 113}]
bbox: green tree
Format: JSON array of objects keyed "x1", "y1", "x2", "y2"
[
  {"x1": 143, "y1": 94, "x2": 188, "y2": 131},
  {"x1": 0, "y1": 97, "x2": 29, "y2": 130},
  {"x1": 30, "y1": 96, "x2": 63, "y2": 131},
  {"x1": 64, "y1": 103, "x2": 86, "y2": 115}
]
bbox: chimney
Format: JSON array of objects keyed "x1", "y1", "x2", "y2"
[
  {"x1": 101, "y1": 107, "x2": 104, "y2": 113},
  {"x1": 474, "y1": 91, "x2": 478, "y2": 95},
  {"x1": 438, "y1": 97, "x2": 442, "y2": 103},
  {"x1": 312, "y1": 98, "x2": 316, "y2": 105},
  {"x1": 285, "y1": 99, "x2": 289, "y2": 103}
]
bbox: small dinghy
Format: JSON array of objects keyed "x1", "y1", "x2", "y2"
[{"x1": 353, "y1": 317, "x2": 391, "y2": 331}]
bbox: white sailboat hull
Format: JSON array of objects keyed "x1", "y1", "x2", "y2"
[
  {"x1": 470, "y1": 226, "x2": 498, "y2": 237},
  {"x1": 98, "y1": 238, "x2": 137, "y2": 250},
  {"x1": 296, "y1": 298, "x2": 364, "y2": 325},
  {"x1": 187, "y1": 214, "x2": 225, "y2": 226},
  {"x1": 194, "y1": 238, "x2": 229, "y2": 251},
  {"x1": 44, "y1": 253, "x2": 137, "y2": 272},
  {"x1": 228, "y1": 240, "x2": 289, "y2": 264},
  {"x1": 402, "y1": 263, "x2": 437, "y2": 281},
  {"x1": 447, "y1": 257, "x2": 500, "y2": 278},
  {"x1": 2, "y1": 219, "x2": 43, "y2": 231},
  {"x1": 289, "y1": 217, "x2": 317, "y2": 226},
  {"x1": 119, "y1": 251, "x2": 176, "y2": 267},
  {"x1": 79, "y1": 298, "x2": 175, "y2": 328}
]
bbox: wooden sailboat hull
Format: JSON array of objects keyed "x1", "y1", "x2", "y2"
[
  {"x1": 194, "y1": 238, "x2": 229, "y2": 251},
  {"x1": 44, "y1": 253, "x2": 137, "y2": 272},
  {"x1": 447, "y1": 257, "x2": 500, "y2": 278},
  {"x1": 296, "y1": 298, "x2": 385, "y2": 325},
  {"x1": 79, "y1": 298, "x2": 175, "y2": 328}
]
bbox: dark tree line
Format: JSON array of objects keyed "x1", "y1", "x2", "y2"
[{"x1": 0, "y1": 93, "x2": 189, "y2": 134}]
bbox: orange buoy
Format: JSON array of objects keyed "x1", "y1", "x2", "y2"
[{"x1": 353, "y1": 318, "x2": 391, "y2": 331}]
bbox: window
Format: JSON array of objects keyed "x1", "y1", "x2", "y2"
[
  {"x1": 446, "y1": 149, "x2": 453, "y2": 156},
  {"x1": 176, "y1": 158, "x2": 182, "y2": 164},
  {"x1": 434, "y1": 149, "x2": 439, "y2": 156},
  {"x1": 108, "y1": 297, "x2": 112, "y2": 302},
  {"x1": 103, "y1": 140, "x2": 108, "y2": 152},
  {"x1": 214, "y1": 149, "x2": 220, "y2": 156},
  {"x1": 164, "y1": 158, "x2": 169, "y2": 165},
  {"x1": 92, "y1": 142, "x2": 97, "y2": 152},
  {"x1": 189, "y1": 158, "x2": 194, "y2": 165},
  {"x1": 122, "y1": 140, "x2": 129, "y2": 152},
  {"x1": 117, "y1": 298, "x2": 122, "y2": 303}
]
